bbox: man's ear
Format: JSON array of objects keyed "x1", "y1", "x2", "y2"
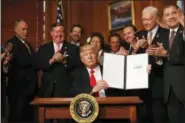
[
  {"x1": 50, "y1": 31, "x2": 53, "y2": 37},
  {"x1": 80, "y1": 57, "x2": 84, "y2": 64},
  {"x1": 15, "y1": 27, "x2": 18, "y2": 34},
  {"x1": 70, "y1": 32, "x2": 72, "y2": 37}
]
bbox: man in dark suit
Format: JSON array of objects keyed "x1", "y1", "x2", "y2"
[
  {"x1": 5, "y1": 19, "x2": 38, "y2": 123},
  {"x1": 35, "y1": 23, "x2": 82, "y2": 123},
  {"x1": 148, "y1": 5, "x2": 185, "y2": 123},
  {"x1": 70, "y1": 44, "x2": 109, "y2": 97},
  {"x1": 36, "y1": 23, "x2": 82, "y2": 98},
  {"x1": 136, "y1": 6, "x2": 168, "y2": 123},
  {"x1": 71, "y1": 44, "x2": 134, "y2": 123}
]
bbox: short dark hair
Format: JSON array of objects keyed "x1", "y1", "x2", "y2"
[
  {"x1": 122, "y1": 24, "x2": 137, "y2": 32},
  {"x1": 108, "y1": 33, "x2": 121, "y2": 43},
  {"x1": 89, "y1": 32, "x2": 105, "y2": 49},
  {"x1": 50, "y1": 23, "x2": 64, "y2": 31},
  {"x1": 70, "y1": 24, "x2": 83, "y2": 34},
  {"x1": 162, "y1": 4, "x2": 179, "y2": 15}
]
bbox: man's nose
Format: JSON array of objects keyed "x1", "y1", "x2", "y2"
[
  {"x1": 88, "y1": 54, "x2": 92, "y2": 58},
  {"x1": 169, "y1": 14, "x2": 175, "y2": 19}
]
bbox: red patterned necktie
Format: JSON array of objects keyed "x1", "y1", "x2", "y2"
[{"x1": 90, "y1": 69, "x2": 99, "y2": 97}]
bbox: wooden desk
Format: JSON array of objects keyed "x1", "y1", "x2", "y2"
[{"x1": 31, "y1": 96, "x2": 142, "y2": 123}]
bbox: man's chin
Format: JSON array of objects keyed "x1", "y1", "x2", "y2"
[
  {"x1": 87, "y1": 63, "x2": 96, "y2": 68},
  {"x1": 74, "y1": 38, "x2": 80, "y2": 41},
  {"x1": 55, "y1": 39, "x2": 64, "y2": 43}
]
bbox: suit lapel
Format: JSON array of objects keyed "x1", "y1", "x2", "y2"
[
  {"x1": 173, "y1": 25, "x2": 183, "y2": 43},
  {"x1": 170, "y1": 25, "x2": 184, "y2": 54},
  {"x1": 152, "y1": 27, "x2": 161, "y2": 45},
  {"x1": 15, "y1": 36, "x2": 32, "y2": 55},
  {"x1": 169, "y1": 26, "x2": 181, "y2": 49},
  {"x1": 144, "y1": 31, "x2": 148, "y2": 39},
  {"x1": 163, "y1": 30, "x2": 170, "y2": 51},
  {"x1": 26, "y1": 42, "x2": 35, "y2": 54},
  {"x1": 61, "y1": 42, "x2": 67, "y2": 54},
  {"x1": 83, "y1": 67, "x2": 92, "y2": 91},
  {"x1": 50, "y1": 42, "x2": 55, "y2": 55}
]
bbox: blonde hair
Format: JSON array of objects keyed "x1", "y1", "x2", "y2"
[{"x1": 80, "y1": 44, "x2": 97, "y2": 58}]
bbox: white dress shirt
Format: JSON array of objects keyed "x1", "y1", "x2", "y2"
[
  {"x1": 71, "y1": 41, "x2": 80, "y2": 46},
  {"x1": 87, "y1": 65, "x2": 106, "y2": 97}
]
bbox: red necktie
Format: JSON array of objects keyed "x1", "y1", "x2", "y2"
[{"x1": 90, "y1": 69, "x2": 99, "y2": 97}]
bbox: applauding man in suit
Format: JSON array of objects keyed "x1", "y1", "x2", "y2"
[
  {"x1": 36, "y1": 23, "x2": 82, "y2": 98},
  {"x1": 36, "y1": 23, "x2": 82, "y2": 123},
  {"x1": 136, "y1": 6, "x2": 168, "y2": 123},
  {"x1": 147, "y1": 5, "x2": 185, "y2": 123}
]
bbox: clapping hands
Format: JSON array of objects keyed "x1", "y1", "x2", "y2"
[
  {"x1": 49, "y1": 52, "x2": 68, "y2": 64},
  {"x1": 146, "y1": 42, "x2": 167, "y2": 56},
  {"x1": 177, "y1": 8, "x2": 184, "y2": 27},
  {"x1": 118, "y1": 47, "x2": 129, "y2": 55}
]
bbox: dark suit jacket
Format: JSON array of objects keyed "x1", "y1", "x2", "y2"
[
  {"x1": 36, "y1": 41, "x2": 82, "y2": 97},
  {"x1": 70, "y1": 65, "x2": 127, "y2": 97},
  {"x1": 160, "y1": 25, "x2": 185, "y2": 102},
  {"x1": 1, "y1": 45, "x2": 7, "y2": 116},
  {"x1": 6, "y1": 36, "x2": 38, "y2": 96},
  {"x1": 136, "y1": 26, "x2": 168, "y2": 99}
]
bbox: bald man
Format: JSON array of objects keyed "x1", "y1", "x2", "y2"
[{"x1": 5, "y1": 19, "x2": 38, "y2": 123}]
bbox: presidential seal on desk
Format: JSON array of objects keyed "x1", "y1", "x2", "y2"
[{"x1": 70, "y1": 93, "x2": 99, "y2": 123}]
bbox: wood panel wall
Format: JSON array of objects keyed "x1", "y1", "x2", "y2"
[
  {"x1": 1, "y1": 0, "x2": 43, "y2": 49},
  {"x1": 45, "y1": 0, "x2": 177, "y2": 44}
]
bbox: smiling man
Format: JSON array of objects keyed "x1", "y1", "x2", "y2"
[
  {"x1": 70, "y1": 44, "x2": 109, "y2": 97},
  {"x1": 156, "y1": 5, "x2": 185, "y2": 123},
  {"x1": 35, "y1": 23, "x2": 83, "y2": 123},
  {"x1": 70, "y1": 24, "x2": 83, "y2": 46},
  {"x1": 145, "y1": 5, "x2": 185, "y2": 123},
  {"x1": 136, "y1": 6, "x2": 169, "y2": 123},
  {"x1": 36, "y1": 23, "x2": 82, "y2": 98}
]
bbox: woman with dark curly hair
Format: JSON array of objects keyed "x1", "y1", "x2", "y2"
[{"x1": 88, "y1": 32, "x2": 105, "y2": 65}]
